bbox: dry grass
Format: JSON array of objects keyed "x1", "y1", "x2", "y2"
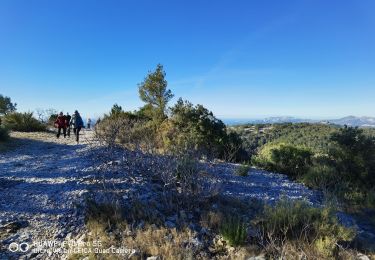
[
  {"x1": 200, "y1": 211, "x2": 224, "y2": 232},
  {"x1": 72, "y1": 219, "x2": 264, "y2": 260},
  {"x1": 254, "y1": 199, "x2": 357, "y2": 259},
  {"x1": 68, "y1": 196, "x2": 369, "y2": 260},
  {"x1": 124, "y1": 225, "x2": 195, "y2": 259},
  {"x1": 69, "y1": 218, "x2": 196, "y2": 260}
]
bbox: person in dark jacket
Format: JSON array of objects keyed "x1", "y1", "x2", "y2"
[
  {"x1": 54, "y1": 112, "x2": 67, "y2": 138},
  {"x1": 71, "y1": 110, "x2": 84, "y2": 143},
  {"x1": 65, "y1": 112, "x2": 72, "y2": 137},
  {"x1": 87, "y1": 118, "x2": 91, "y2": 129}
]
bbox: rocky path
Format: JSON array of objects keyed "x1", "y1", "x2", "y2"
[
  {"x1": 0, "y1": 131, "x2": 99, "y2": 259},
  {"x1": 0, "y1": 131, "x2": 155, "y2": 259}
]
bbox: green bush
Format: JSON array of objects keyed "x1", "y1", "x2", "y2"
[
  {"x1": 271, "y1": 145, "x2": 313, "y2": 178},
  {"x1": 318, "y1": 126, "x2": 375, "y2": 208},
  {"x1": 252, "y1": 143, "x2": 313, "y2": 178},
  {"x1": 251, "y1": 127, "x2": 375, "y2": 210},
  {"x1": 175, "y1": 155, "x2": 200, "y2": 195},
  {"x1": 330, "y1": 126, "x2": 375, "y2": 189},
  {"x1": 3, "y1": 112, "x2": 46, "y2": 132},
  {"x1": 257, "y1": 199, "x2": 355, "y2": 257},
  {"x1": 302, "y1": 164, "x2": 338, "y2": 190},
  {"x1": 220, "y1": 214, "x2": 247, "y2": 246},
  {"x1": 304, "y1": 167, "x2": 375, "y2": 210},
  {"x1": 161, "y1": 98, "x2": 247, "y2": 161},
  {"x1": 235, "y1": 164, "x2": 250, "y2": 177},
  {"x1": 95, "y1": 111, "x2": 157, "y2": 151}
]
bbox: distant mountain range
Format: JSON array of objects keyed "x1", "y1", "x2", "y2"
[
  {"x1": 329, "y1": 116, "x2": 375, "y2": 127},
  {"x1": 224, "y1": 116, "x2": 375, "y2": 127}
]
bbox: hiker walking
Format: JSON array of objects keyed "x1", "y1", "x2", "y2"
[
  {"x1": 66, "y1": 112, "x2": 72, "y2": 137},
  {"x1": 71, "y1": 110, "x2": 84, "y2": 143},
  {"x1": 87, "y1": 118, "x2": 91, "y2": 129},
  {"x1": 54, "y1": 112, "x2": 67, "y2": 138}
]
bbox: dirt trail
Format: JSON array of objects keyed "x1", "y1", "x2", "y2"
[{"x1": 0, "y1": 131, "x2": 97, "y2": 259}]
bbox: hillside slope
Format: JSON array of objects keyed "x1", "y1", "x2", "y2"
[{"x1": 0, "y1": 131, "x2": 373, "y2": 259}]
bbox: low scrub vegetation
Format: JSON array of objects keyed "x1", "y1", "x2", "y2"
[
  {"x1": 73, "y1": 203, "x2": 196, "y2": 260},
  {"x1": 301, "y1": 163, "x2": 338, "y2": 190},
  {"x1": 78, "y1": 195, "x2": 359, "y2": 259},
  {"x1": 252, "y1": 143, "x2": 313, "y2": 179},
  {"x1": 255, "y1": 199, "x2": 355, "y2": 259},
  {"x1": 0, "y1": 94, "x2": 55, "y2": 134},
  {"x1": 2, "y1": 112, "x2": 46, "y2": 132},
  {"x1": 220, "y1": 215, "x2": 247, "y2": 246},
  {"x1": 252, "y1": 126, "x2": 375, "y2": 211},
  {"x1": 232, "y1": 122, "x2": 339, "y2": 155},
  {"x1": 95, "y1": 64, "x2": 247, "y2": 162},
  {"x1": 235, "y1": 164, "x2": 250, "y2": 177},
  {"x1": 96, "y1": 103, "x2": 246, "y2": 162},
  {"x1": 79, "y1": 137, "x2": 361, "y2": 258}
]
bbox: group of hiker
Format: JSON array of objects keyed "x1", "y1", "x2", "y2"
[{"x1": 54, "y1": 110, "x2": 88, "y2": 143}]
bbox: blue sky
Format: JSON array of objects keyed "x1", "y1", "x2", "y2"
[{"x1": 0, "y1": 0, "x2": 374, "y2": 120}]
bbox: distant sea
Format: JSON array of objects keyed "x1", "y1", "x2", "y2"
[{"x1": 221, "y1": 118, "x2": 256, "y2": 126}]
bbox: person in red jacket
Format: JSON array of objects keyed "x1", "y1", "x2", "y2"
[{"x1": 54, "y1": 112, "x2": 67, "y2": 138}]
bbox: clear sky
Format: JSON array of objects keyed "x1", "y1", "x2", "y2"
[{"x1": 1, "y1": 0, "x2": 374, "y2": 120}]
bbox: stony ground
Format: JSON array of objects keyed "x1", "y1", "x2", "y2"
[
  {"x1": 0, "y1": 131, "x2": 95, "y2": 259},
  {"x1": 202, "y1": 162, "x2": 320, "y2": 204},
  {"x1": 0, "y1": 131, "x2": 373, "y2": 259}
]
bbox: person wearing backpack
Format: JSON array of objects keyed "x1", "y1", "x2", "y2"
[
  {"x1": 71, "y1": 110, "x2": 84, "y2": 143},
  {"x1": 54, "y1": 112, "x2": 67, "y2": 138}
]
